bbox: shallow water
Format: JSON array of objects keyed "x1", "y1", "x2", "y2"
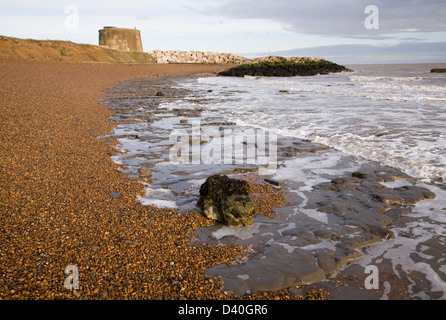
[
  {"x1": 175, "y1": 64, "x2": 446, "y2": 183},
  {"x1": 103, "y1": 64, "x2": 446, "y2": 299}
]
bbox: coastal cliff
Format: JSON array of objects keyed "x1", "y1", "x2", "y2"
[
  {"x1": 0, "y1": 35, "x2": 350, "y2": 76},
  {"x1": 0, "y1": 35, "x2": 154, "y2": 63}
]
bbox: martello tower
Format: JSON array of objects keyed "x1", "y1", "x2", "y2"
[{"x1": 98, "y1": 26, "x2": 143, "y2": 52}]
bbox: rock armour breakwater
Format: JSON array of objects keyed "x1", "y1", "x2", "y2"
[
  {"x1": 149, "y1": 50, "x2": 251, "y2": 64},
  {"x1": 148, "y1": 52, "x2": 351, "y2": 77}
]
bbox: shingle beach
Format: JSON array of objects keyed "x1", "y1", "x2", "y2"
[{"x1": 0, "y1": 59, "x2": 324, "y2": 300}]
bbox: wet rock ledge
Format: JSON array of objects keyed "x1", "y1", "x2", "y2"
[{"x1": 204, "y1": 164, "x2": 436, "y2": 295}]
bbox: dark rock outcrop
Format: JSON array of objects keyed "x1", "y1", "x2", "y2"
[
  {"x1": 431, "y1": 68, "x2": 446, "y2": 73},
  {"x1": 197, "y1": 174, "x2": 255, "y2": 226},
  {"x1": 218, "y1": 56, "x2": 352, "y2": 77}
]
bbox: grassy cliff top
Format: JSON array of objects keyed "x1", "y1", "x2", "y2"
[{"x1": 0, "y1": 35, "x2": 155, "y2": 63}]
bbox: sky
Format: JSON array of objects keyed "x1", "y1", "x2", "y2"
[{"x1": 1, "y1": 0, "x2": 445, "y2": 64}]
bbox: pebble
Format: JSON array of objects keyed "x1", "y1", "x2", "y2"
[{"x1": 0, "y1": 59, "x2": 321, "y2": 300}]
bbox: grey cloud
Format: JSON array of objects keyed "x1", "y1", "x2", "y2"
[
  {"x1": 210, "y1": 0, "x2": 446, "y2": 37},
  {"x1": 242, "y1": 41, "x2": 446, "y2": 64}
]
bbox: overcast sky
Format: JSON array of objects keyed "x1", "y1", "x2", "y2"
[{"x1": 1, "y1": 0, "x2": 445, "y2": 63}]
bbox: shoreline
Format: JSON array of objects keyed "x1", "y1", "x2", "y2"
[
  {"x1": 0, "y1": 59, "x2": 326, "y2": 300},
  {"x1": 103, "y1": 72, "x2": 444, "y2": 299},
  {"x1": 1, "y1": 59, "x2": 444, "y2": 300}
]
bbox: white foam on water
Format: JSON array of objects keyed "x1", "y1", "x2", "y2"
[
  {"x1": 237, "y1": 274, "x2": 250, "y2": 280},
  {"x1": 274, "y1": 242, "x2": 297, "y2": 254},
  {"x1": 212, "y1": 223, "x2": 260, "y2": 240},
  {"x1": 301, "y1": 239, "x2": 337, "y2": 252},
  {"x1": 277, "y1": 223, "x2": 296, "y2": 237},
  {"x1": 353, "y1": 231, "x2": 446, "y2": 299},
  {"x1": 411, "y1": 183, "x2": 446, "y2": 223},
  {"x1": 188, "y1": 66, "x2": 446, "y2": 183},
  {"x1": 439, "y1": 265, "x2": 446, "y2": 275},
  {"x1": 181, "y1": 65, "x2": 446, "y2": 298},
  {"x1": 380, "y1": 281, "x2": 392, "y2": 300},
  {"x1": 271, "y1": 150, "x2": 367, "y2": 224},
  {"x1": 137, "y1": 186, "x2": 178, "y2": 209},
  {"x1": 273, "y1": 150, "x2": 361, "y2": 186},
  {"x1": 351, "y1": 181, "x2": 446, "y2": 299},
  {"x1": 110, "y1": 64, "x2": 446, "y2": 298},
  {"x1": 137, "y1": 197, "x2": 178, "y2": 209}
]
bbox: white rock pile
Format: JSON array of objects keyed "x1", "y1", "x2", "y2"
[{"x1": 148, "y1": 50, "x2": 251, "y2": 64}]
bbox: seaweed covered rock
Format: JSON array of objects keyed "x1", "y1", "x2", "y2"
[
  {"x1": 197, "y1": 174, "x2": 255, "y2": 226},
  {"x1": 431, "y1": 68, "x2": 446, "y2": 73},
  {"x1": 218, "y1": 56, "x2": 352, "y2": 77}
]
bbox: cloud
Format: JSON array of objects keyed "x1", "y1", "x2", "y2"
[
  {"x1": 207, "y1": 0, "x2": 446, "y2": 38},
  {"x1": 245, "y1": 41, "x2": 446, "y2": 64},
  {"x1": 2, "y1": 0, "x2": 445, "y2": 58}
]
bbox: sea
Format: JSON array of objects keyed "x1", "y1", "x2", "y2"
[{"x1": 105, "y1": 63, "x2": 446, "y2": 299}]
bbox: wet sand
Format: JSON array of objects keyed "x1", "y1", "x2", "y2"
[{"x1": 0, "y1": 59, "x2": 326, "y2": 300}]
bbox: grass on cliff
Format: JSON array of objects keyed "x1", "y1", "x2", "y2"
[
  {"x1": 0, "y1": 35, "x2": 156, "y2": 63},
  {"x1": 237, "y1": 59, "x2": 336, "y2": 69}
]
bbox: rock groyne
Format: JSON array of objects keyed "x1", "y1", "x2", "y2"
[
  {"x1": 149, "y1": 50, "x2": 250, "y2": 64},
  {"x1": 148, "y1": 52, "x2": 352, "y2": 77}
]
